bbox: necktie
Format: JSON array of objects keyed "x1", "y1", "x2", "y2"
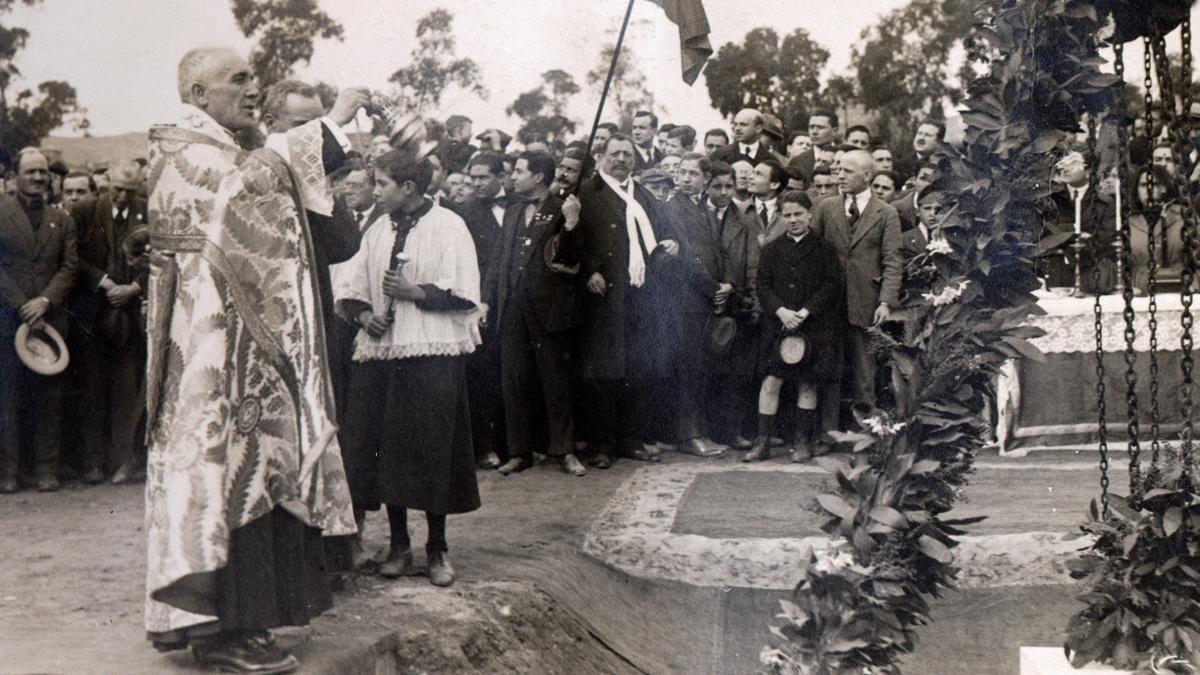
[
  {"x1": 848, "y1": 197, "x2": 860, "y2": 227},
  {"x1": 758, "y1": 202, "x2": 769, "y2": 225},
  {"x1": 355, "y1": 211, "x2": 365, "y2": 231}
]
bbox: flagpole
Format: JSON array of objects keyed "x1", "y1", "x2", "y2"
[{"x1": 582, "y1": 0, "x2": 638, "y2": 171}]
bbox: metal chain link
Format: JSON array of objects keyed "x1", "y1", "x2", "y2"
[
  {"x1": 1087, "y1": 109, "x2": 1110, "y2": 516},
  {"x1": 1178, "y1": 21, "x2": 1196, "y2": 485},
  {"x1": 1144, "y1": 37, "x2": 1163, "y2": 475},
  {"x1": 1114, "y1": 43, "x2": 1142, "y2": 500},
  {"x1": 1154, "y1": 30, "x2": 1197, "y2": 486}
]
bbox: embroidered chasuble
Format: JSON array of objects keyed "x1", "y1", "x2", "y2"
[{"x1": 142, "y1": 105, "x2": 355, "y2": 634}]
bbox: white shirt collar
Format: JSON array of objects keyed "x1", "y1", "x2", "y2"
[
  {"x1": 846, "y1": 188, "x2": 871, "y2": 215},
  {"x1": 740, "y1": 140, "x2": 760, "y2": 156}
]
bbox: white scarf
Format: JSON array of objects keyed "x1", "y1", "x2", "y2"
[{"x1": 598, "y1": 169, "x2": 657, "y2": 287}]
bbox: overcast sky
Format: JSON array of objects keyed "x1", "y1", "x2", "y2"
[
  {"x1": 8, "y1": 1, "x2": 1200, "y2": 138},
  {"x1": 9, "y1": 0, "x2": 915, "y2": 137}
]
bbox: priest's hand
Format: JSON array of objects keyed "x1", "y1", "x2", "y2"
[
  {"x1": 561, "y1": 195, "x2": 581, "y2": 231},
  {"x1": 383, "y1": 270, "x2": 424, "y2": 301},
  {"x1": 106, "y1": 283, "x2": 140, "y2": 308},
  {"x1": 329, "y1": 87, "x2": 372, "y2": 127},
  {"x1": 587, "y1": 272, "x2": 607, "y2": 296},
  {"x1": 18, "y1": 296, "x2": 50, "y2": 325},
  {"x1": 359, "y1": 311, "x2": 390, "y2": 338}
]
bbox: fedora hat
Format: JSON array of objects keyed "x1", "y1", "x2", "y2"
[
  {"x1": 776, "y1": 332, "x2": 809, "y2": 366},
  {"x1": 15, "y1": 322, "x2": 70, "y2": 375},
  {"x1": 706, "y1": 314, "x2": 738, "y2": 355}
]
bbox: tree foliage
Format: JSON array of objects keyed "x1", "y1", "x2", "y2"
[
  {"x1": 506, "y1": 69, "x2": 580, "y2": 144},
  {"x1": 230, "y1": 0, "x2": 345, "y2": 89},
  {"x1": 389, "y1": 9, "x2": 487, "y2": 115},
  {"x1": 850, "y1": 0, "x2": 979, "y2": 148},
  {"x1": 0, "y1": 0, "x2": 84, "y2": 170},
  {"x1": 586, "y1": 42, "x2": 655, "y2": 132},
  {"x1": 703, "y1": 27, "x2": 830, "y2": 132}
]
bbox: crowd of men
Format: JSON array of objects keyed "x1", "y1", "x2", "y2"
[
  {"x1": 0, "y1": 96, "x2": 959, "y2": 497},
  {"x1": 5, "y1": 43, "x2": 1190, "y2": 671}
]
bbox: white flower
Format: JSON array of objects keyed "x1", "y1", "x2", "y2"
[
  {"x1": 759, "y1": 647, "x2": 788, "y2": 668},
  {"x1": 926, "y1": 237, "x2": 953, "y2": 255},
  {"x1": 922, "y1": 279, "x2": 970, "y2": 306},
  {"x1": 863, "y1": 416, "x2": 906, "y2": 437}
]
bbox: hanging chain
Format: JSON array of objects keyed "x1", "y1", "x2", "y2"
[
  {"x1": 1155, "y1": 29, "x2": 1197, "y2": 487},
  {"x1": 1178, "y1": 20, "x2": 1196, "y2": 485},
  {"x1": 1087, "y1": 109, "x2": 1110, "y2": 517},
  {"x1": 1114, "y1": 43, "x2": 1142, "y2": 501},
  {"x1": 1144, "y1": 36, "x2": 1163, "y2": 476}
]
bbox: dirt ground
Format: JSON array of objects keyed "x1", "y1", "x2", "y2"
[{"x1": 0, "y1": 449, "x2": 1115, "y2": 674}]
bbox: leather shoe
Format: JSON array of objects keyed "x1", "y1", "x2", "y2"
[
  {"x1": 192, "y1": 632, "x2": 299, "y2": 674},
  {"x1": 497, "y1": 457, "x2": 531, "y2": 475},
  {"x1": 477, "y1": 451, "x2": 501, "y2": 470},
  {"x1": 559, "y1": 454, "x2": 586, "y2": 476},
  {"x1": 624, "y1": 446, "x2": 661, "y2": 462},
  {"x1": 349, "y1": 536, "x2": 374, "y2": 570},
  {"x1": 589, "y1": 452, "x2": 612, "y2": 469},
  {"x1": 428, "y1": 550, "x2": 455, "y2": 587},
  {"x1": 790, "y1": 440, "x2": 813, "y2": 463},
  {"x1": 83, "y1": 467, "x2": 105, "y2": 485},
  {"x1": 0, "y1": 476, "x2": 17, "y2": 494},
  {"x1": 36, "y1": 475, "x2": 59, "y2": 492},
  {"x1": 379, "y1": 546, "x2": 413, "y2": 578},
  {"x1": 680, "y1": 438, "x2": 724, "y2": 458},
  {"x1": 742, "y1": 437, "x2": 771, "y2": 462},
  {"x1": 110, "y1": 461, "x2": 145, "y2": 485},
  {"x1": 733, "y1": 435, "x2": 754, "y2": 450}
]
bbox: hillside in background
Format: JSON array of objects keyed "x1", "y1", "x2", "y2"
[{"x1": 42, "y1": 133, "x2": 149, "y2": 168}]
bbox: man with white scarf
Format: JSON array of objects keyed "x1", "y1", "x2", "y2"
[{"x1": 569, "y1": 133, "x2": 679, "y2": 468}]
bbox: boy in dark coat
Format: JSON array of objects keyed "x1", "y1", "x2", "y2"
[{"x1": 747, "y1": 190, "x2": 846, "y2": 462}]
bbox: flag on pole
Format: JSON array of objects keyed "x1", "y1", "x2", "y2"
[{"x1": 644, "y1": 0, "x2": 713, "y2": 85}]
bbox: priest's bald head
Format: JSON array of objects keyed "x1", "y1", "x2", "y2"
[{"x1": 177, "y1": 48, "x2": 260, "y2": 132}]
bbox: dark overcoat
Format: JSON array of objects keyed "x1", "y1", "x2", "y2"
[
  {"x1": 757, "y1": 233, "x2": 846, "y2": 383},
  {"x1": 573, "y1": 173, "x2": 675, "y2": 381},
  {"x1": 482, "y1": 192, "x2": 580, "y2": 333}
]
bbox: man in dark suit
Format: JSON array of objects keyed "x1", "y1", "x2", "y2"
[
  {"x1": 482, "y1": 152, "x2": 586, "y2": 476},
  {"x1": 704, "y1": 161, "x2": 761, "y2": 448},
  {"x1": 811, "y1": 149, "x2": 902, "y2": 417},
  {"x1": 448, "y1": 151, "x2": 509, "y2": 468},
  {"x1": 67, "y1": 161, "x2": 149, "y2": 485},
  {"x1": 749, "y1": 159, "x2": 789, "y2": 245},
  {"x1": 894, "y1": 119, "x2": 945, "y2": 184},
  {"x1": 712, "y1": 108, "x2": 771, "y2": 166},
  {"x1": 572, "y1": 134, "x2": 679, "y2": 467},
  {"x1": 436, "y1": 114, "x2": 476, "y2": 174},
  {"x1": 0, "y1": 149, "x2": 78, "y2": 493},
  {"x1": 788, "y1": 110, "x2": 840, "y2": 185},
  {"x1": 631, "y1": 110, "x2": 664, "y2": 171},
  {"x1": 1040, "y1": 151, "x2": 1116, "y2": 292},
  {"x1": 661, "y1": 153, "x2": 729, "y2": 458},
  {"x1": 261, "y1": 80, "x2": 368, "y2": 427}
]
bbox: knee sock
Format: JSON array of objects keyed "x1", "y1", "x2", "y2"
[
  {"x1": 757, "y1": 413, "x2": 775, "y2": 439},
  {"x1": 386, "y1": 505, "x2": 410, "y2": 550},
  {"x1": 794, "y1": 409, "x2": 816, "y2": 443},
  {"x1": 426, "y1": 513, "x2": 448, "y2": 553}
]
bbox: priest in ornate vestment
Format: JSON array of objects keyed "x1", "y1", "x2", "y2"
[{"x1": 142, "y1": 47, "x2": 360, "y2": 673}]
